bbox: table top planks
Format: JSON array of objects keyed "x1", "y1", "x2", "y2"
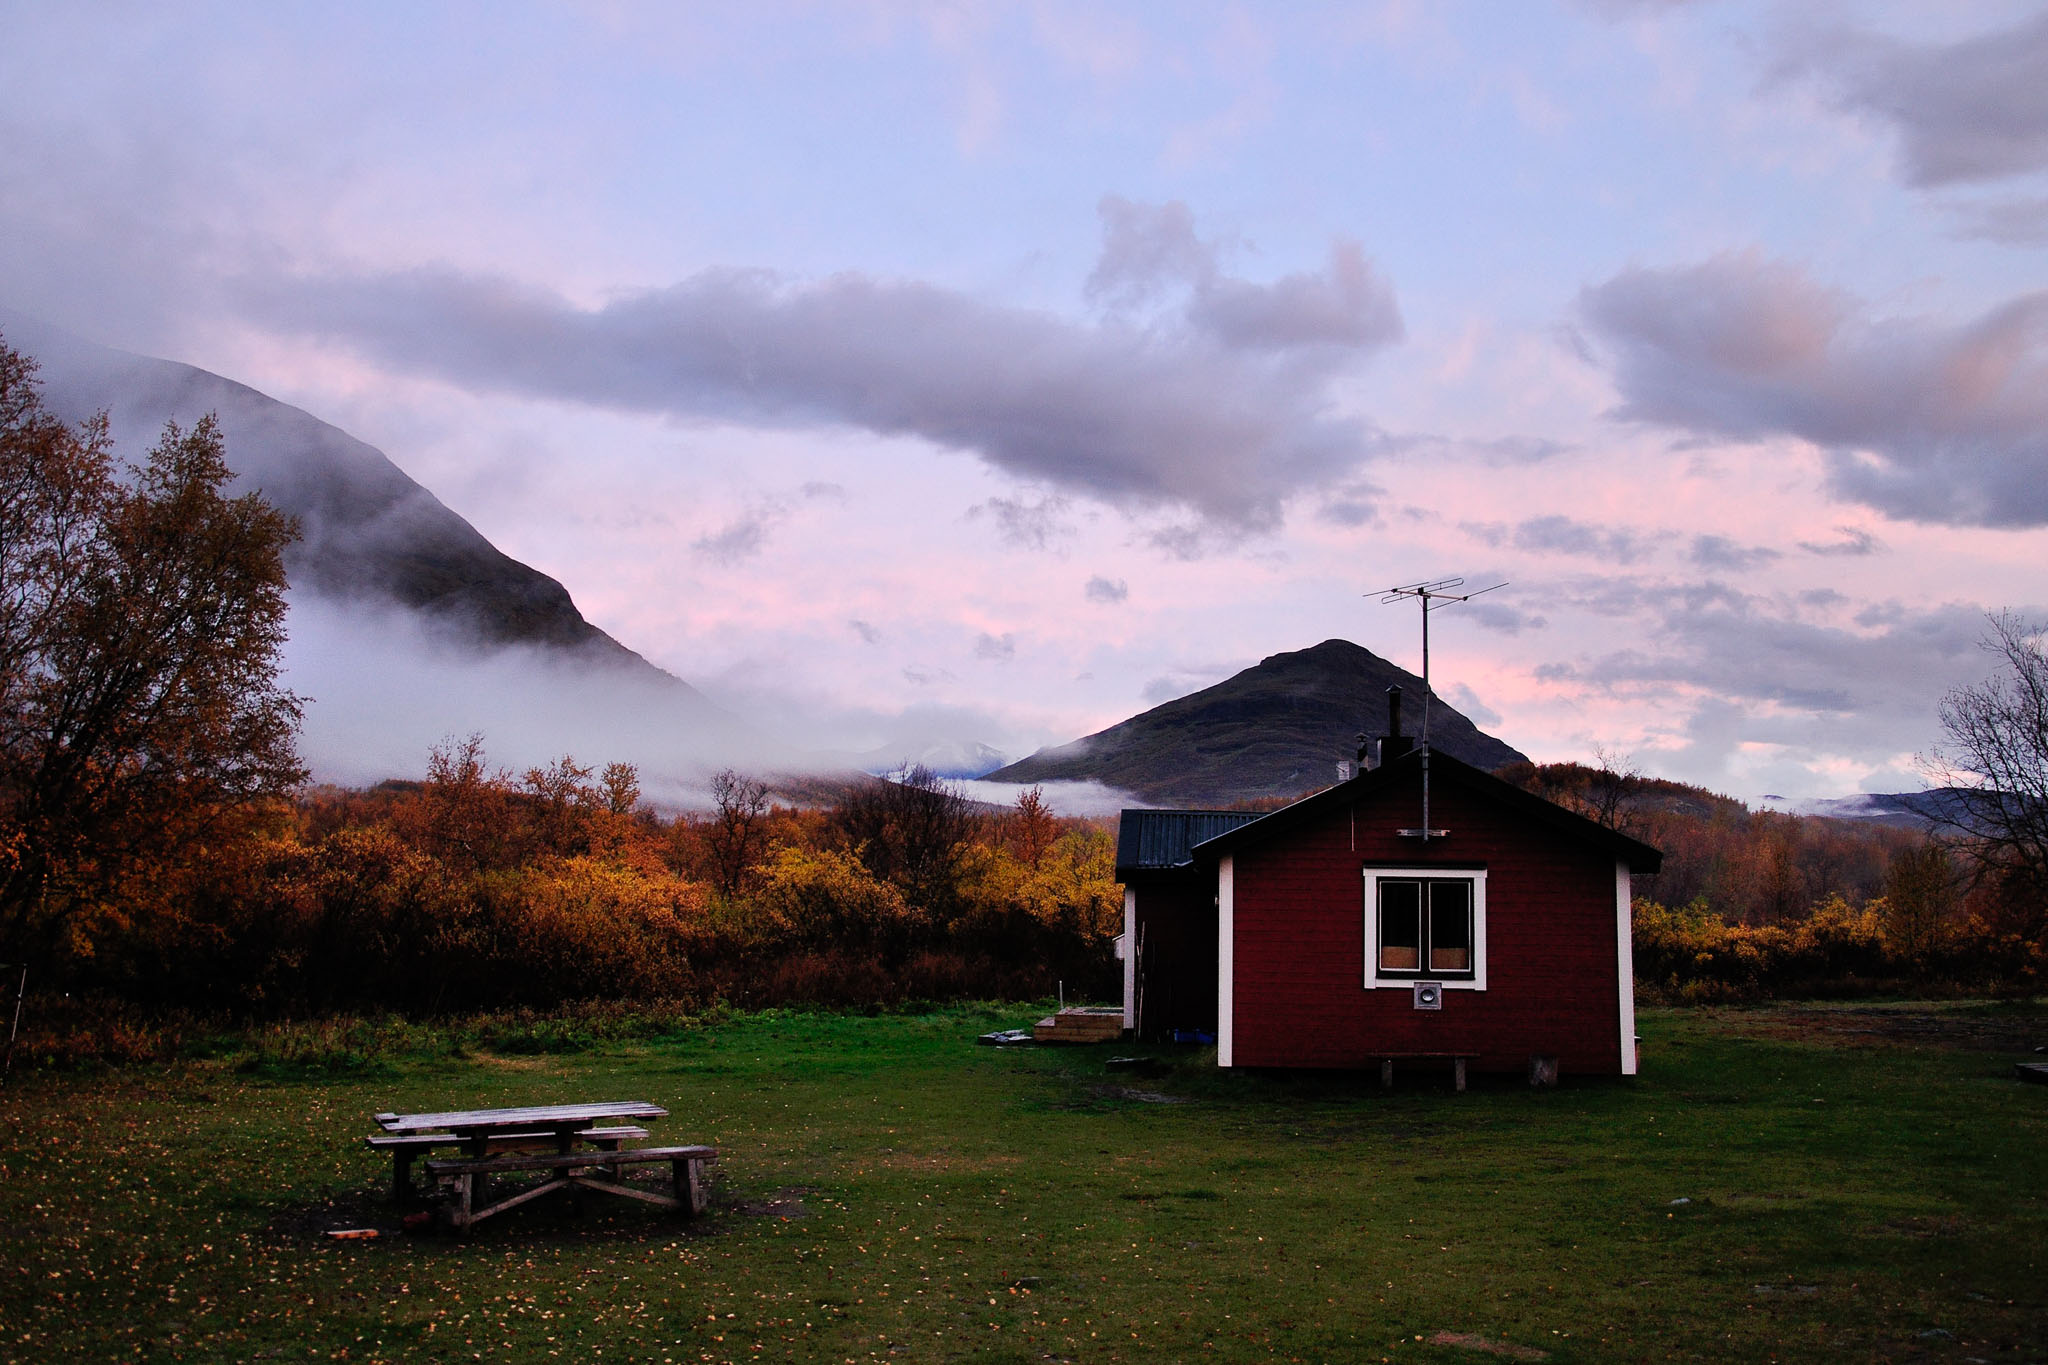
[{"x1": 374, "y1": 1101, "x2": 668, "y2": 1135}]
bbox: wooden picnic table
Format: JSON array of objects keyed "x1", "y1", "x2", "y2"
[
  {"x1": 374, "y1": 1100, "x2": 670, "y2": 1156},
  {"x1": 364, "y1": 1101, "x2": 713, "y2": 1231}
]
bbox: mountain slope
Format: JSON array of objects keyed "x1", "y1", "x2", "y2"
[
  {"x1": 3, "y1": 310, "x2": 639, "y2": 657},
  {"x1": 1, "y1": 311, "x2": 805, "y2": 786},
  {"x1": 988, "y1": 638, "x2": 1528, "y2": 806}
]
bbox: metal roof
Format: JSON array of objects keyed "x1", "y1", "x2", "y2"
[
  {"x1": 1114, "y1": 808, "x2": 1263, "y2": 879},
  {"x1": 1187, "y1": 747, "x2": 1663, "y2": 874}
]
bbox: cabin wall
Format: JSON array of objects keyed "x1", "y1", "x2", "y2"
[{"x1": 1227, "y1": 770, "x2": 1625, "y2": 1074}]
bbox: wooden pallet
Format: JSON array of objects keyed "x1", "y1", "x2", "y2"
[{"x1": 1033, "y1": 1007, "x2": 1125, "y2": 1044}]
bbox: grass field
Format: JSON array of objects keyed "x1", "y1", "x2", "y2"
[{"x1": 2, "y1": 1001, "x2": 2043, "y2": 1364}]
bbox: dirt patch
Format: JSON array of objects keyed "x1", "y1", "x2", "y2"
[
  {"x1": 1431, "y1": 1329, "x2": 1550, "y2": 1360},
  {"x1": 732, "y1": 1187, "x2": 812, "y2": 1219},
  {"x1": 1724, "y1": 1004, "x2": 2047, "y2": 1054},
  {"x1": 265, "y1": 1190, "x2": 405, "y2": 1243},
  {"x1": 1092, "y1": 1084, "x2": 1186, "y2": 1105}
]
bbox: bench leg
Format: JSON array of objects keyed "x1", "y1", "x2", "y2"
[
  {"x1": 1454, "y1": 1057, "x2": 1467, "y2": 1093},
  {"x1": 392, "y1": 1152, "x2": 416, "y2": 1205},
  {"x1": 672, "y1": 1158, "x2": 707, "y2": 1217},
  {"x1": 439, "y1": 1172, "x2": 476, "y2": 1234},
  {"x1": 1380, "y1": 1058, "x2": 1394, "y2": 1089}
]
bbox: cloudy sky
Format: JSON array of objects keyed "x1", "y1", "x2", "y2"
[{"x1": 4, "y1": 0, "x2": 2046, "y2": 802}]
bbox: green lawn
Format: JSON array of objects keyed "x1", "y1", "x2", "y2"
[{"x1": 2, "y1": 1002, "x2": 2043, "y2": 1364}]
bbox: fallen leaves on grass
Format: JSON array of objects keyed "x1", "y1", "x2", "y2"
[{"x1": 1431, "y1": 1328, "x2": 1550, "y2": 1360}]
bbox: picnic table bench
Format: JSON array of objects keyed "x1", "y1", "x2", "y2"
[
  {"x1": 426, "y1": 1145, "x2": 718, "y2": 1232},
  {"x1": 364, "y1": 1124, "x2": 651, "y2": 1202},
  {"x1": 367, "y1": 1101, "x2": 713, "y2": 1232}
]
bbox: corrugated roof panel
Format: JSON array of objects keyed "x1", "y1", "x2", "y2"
[{"x1": 1115, "y1": 809, "x2": 1262, "y2": 876}]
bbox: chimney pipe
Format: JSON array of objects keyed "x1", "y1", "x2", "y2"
[
  {"x1": 1355, "y1": 731, "x2": 1370, "y2": 770},
  {"x1": 1379, "y1": 685, "x2": 1417, "y2": 766}
]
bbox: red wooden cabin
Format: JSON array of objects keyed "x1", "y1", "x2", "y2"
[{"x1": 1116, "y1": 745, "x2": 1661, "y2": 1077}]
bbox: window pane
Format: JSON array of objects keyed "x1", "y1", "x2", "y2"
[
  {"x1": 1380, "y1": 880, "x2": 1421, "y2": 970},
  {"x1": 1429, "y1": 881, "x2": 1472, "y2": 973}
]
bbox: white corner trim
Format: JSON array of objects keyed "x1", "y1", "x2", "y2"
[
  {"x1": 1121, "y1": 887, "x2": 1137, "y2": 1029},
  {"x1": 1362, "y1": 866, "x2": 1488, "y2": 991},
  {"x1": 1616, "y1": 860, "x2": 1638, "y2": 1076},
  {"x1": 1216, "y1": 855, "x2": 1235, "y2": 1068}
]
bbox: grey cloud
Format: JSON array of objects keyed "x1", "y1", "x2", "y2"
[
  {"x1": 1780, "y1": 13, "x2": 2048, "y2": 188},
  {"x1": 1550, "y1": 578, "x2": 1989, "y2": 723},
  {"x1": 1317, "y1": 497, "x2": 1378, "y2": 528},
  {"x1": 974, "y1": 632, "x2": 1016, "y2": 662},
  {"x1": 1689, "y1": 534, "x2": 1781, "y2": 572},
  {"x1": 1140, "y1": 661, "x2": 1235, "y2": 704},
  {"x1": 1574, "y1": 0, "x2": 1702, "y2": 18},
  {"x1": 1086, "y1": 197, "x2": 1213, "y2": 308},
  {"x1": 1512, "y1": 514, "x2": 1654, "y2": 564},
  {"x1": 693, "y1": 510, "x2": 774, "y2": 564},
  {"x1": 1088, "y1": 197, "x2": 1403, "y2": 354},
  {"x1": 1445, "y1": 682, "x2": 1502, "y2": 730},
  {"x1": 1798, "y1": 526, "x2": 1882, "y2": 557},
  {"x1": 1464, "y1": 602, "x2": 1547, "y2": 636},
  {"x1": 968, "y1": 493, "x2": 1072, "y2": 550},
  {"x1": 849, "y1": 619, "x2": 882, "y2": 645},
  {"x1": 1476, "y1": 435, "x2": 1575, "y2": 465},
  {"x1": 1189, "y1": 242, "x2": 1403, "y2": 352},
  {"x1": 245, "y1": 200, "x2": 1404, "y2": 531},
  {"x1": 1947, "y1": 196, "x2": 2048, "y2": 246},
  {"x1": 1582, "y1": 252, "x2": 2048, "y2": 527},
  {"x1": 1084, "y1": 575, "x2": 1128, "y2": 604},
  {"x1": 1317, "y1": 478, "x2": 1384, "y2": 527}
]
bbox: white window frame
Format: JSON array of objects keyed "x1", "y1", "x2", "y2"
[{"x1": 1364, "y1": 866, "x2": 1488, "y2": 991}]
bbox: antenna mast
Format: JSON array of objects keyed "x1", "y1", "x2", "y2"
[{"x1": 1372, "y1": 577, "x2": 1505, "y2": 841}]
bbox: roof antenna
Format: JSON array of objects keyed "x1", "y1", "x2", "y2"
[{"x1": 1371, "y1": 577, "x2": 1505, "y2": 841}]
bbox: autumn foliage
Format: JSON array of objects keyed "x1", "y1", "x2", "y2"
[
  {"x1": 1494, "y1": 761, "x2": 2045, "y2": 1000},
  {"x1": 40, "y1": 742, "x2": 1120, "y2": 1018}
]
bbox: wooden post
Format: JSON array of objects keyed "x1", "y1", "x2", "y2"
[
  {"x1": 1379, "y1": 1058, "x2": 1394, "y2": 1089},
  {"x1": 674, "y1": 1157, "x2": 707, "y2": 1217},
  {"x1": 1453, "y1": 1057, "x2": 1467, "y2": 1093}
]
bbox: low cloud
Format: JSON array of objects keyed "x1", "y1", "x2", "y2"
[
  {"x1": 1777, "y1": 12, "x2": 2048, "y2": 188},
  {"x1": 693, "y1": 509, "x2": 775, "y2": 564},
  {"x1": 1545, "y1": 578, "x2": 1989, "y2": 729},
  {"x1": 280, "y1": 593, "x2": 797, "y2": 798},
  {"x1": 242, "y1": 198, "x2": 1405, "y2": 532},
  {"x1": 1465, "y1": 514, "x2": 1652, "y2": 564},
  {"x1": 1947, "y1": 196, "x2": 2048, "y2": 247},
  {"x1": 968, "y1": 493, "x2": 1072, "y2": 550},
  {"x1": 1799, "y1": 526, "x2": 1882, "y2": 557},
  {"x1": 1689, "y1": 534, "x2": 1780, "y2": 572},
  {"x1": 848, "y1": 618, "x2": 882, "y2": 645},
  {"x1": 1463, "y1": 602, "x2": 1547, "y2": 636},
  {"x1": 1084, "y1": 575, "x2": 1128, "y2": 604},
  {"x1": 1582, "y1": 251, "x2": 2048, "y2": 527},
  {"x1": 973, "y1": 632, "x2": 1016, "y2": 661}
]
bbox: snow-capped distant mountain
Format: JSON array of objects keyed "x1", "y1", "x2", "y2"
[{"x1": 862, "y1": 741, "x2": 1014, "y2": 781}]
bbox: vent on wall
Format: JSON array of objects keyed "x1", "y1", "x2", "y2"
[{"x1": 1413, "y1": 981, "x2": 1443, "y2": 1010}]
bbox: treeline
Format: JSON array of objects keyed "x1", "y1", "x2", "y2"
[
  {"x1": 1502, "y1": 761, "x2": 2046, "y2": 1000},
  {"x1": 43, "y1": 739, "x2": 1122, "y2": 1020}
]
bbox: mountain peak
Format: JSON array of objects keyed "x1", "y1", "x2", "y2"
[{"x1": 986, "y1": 639, "x2": 1526, "y2": 806}]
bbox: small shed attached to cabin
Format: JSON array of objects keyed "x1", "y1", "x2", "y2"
[{"x1": 1116, "y1": 746, "x2": 1662, "y2": 1077}]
